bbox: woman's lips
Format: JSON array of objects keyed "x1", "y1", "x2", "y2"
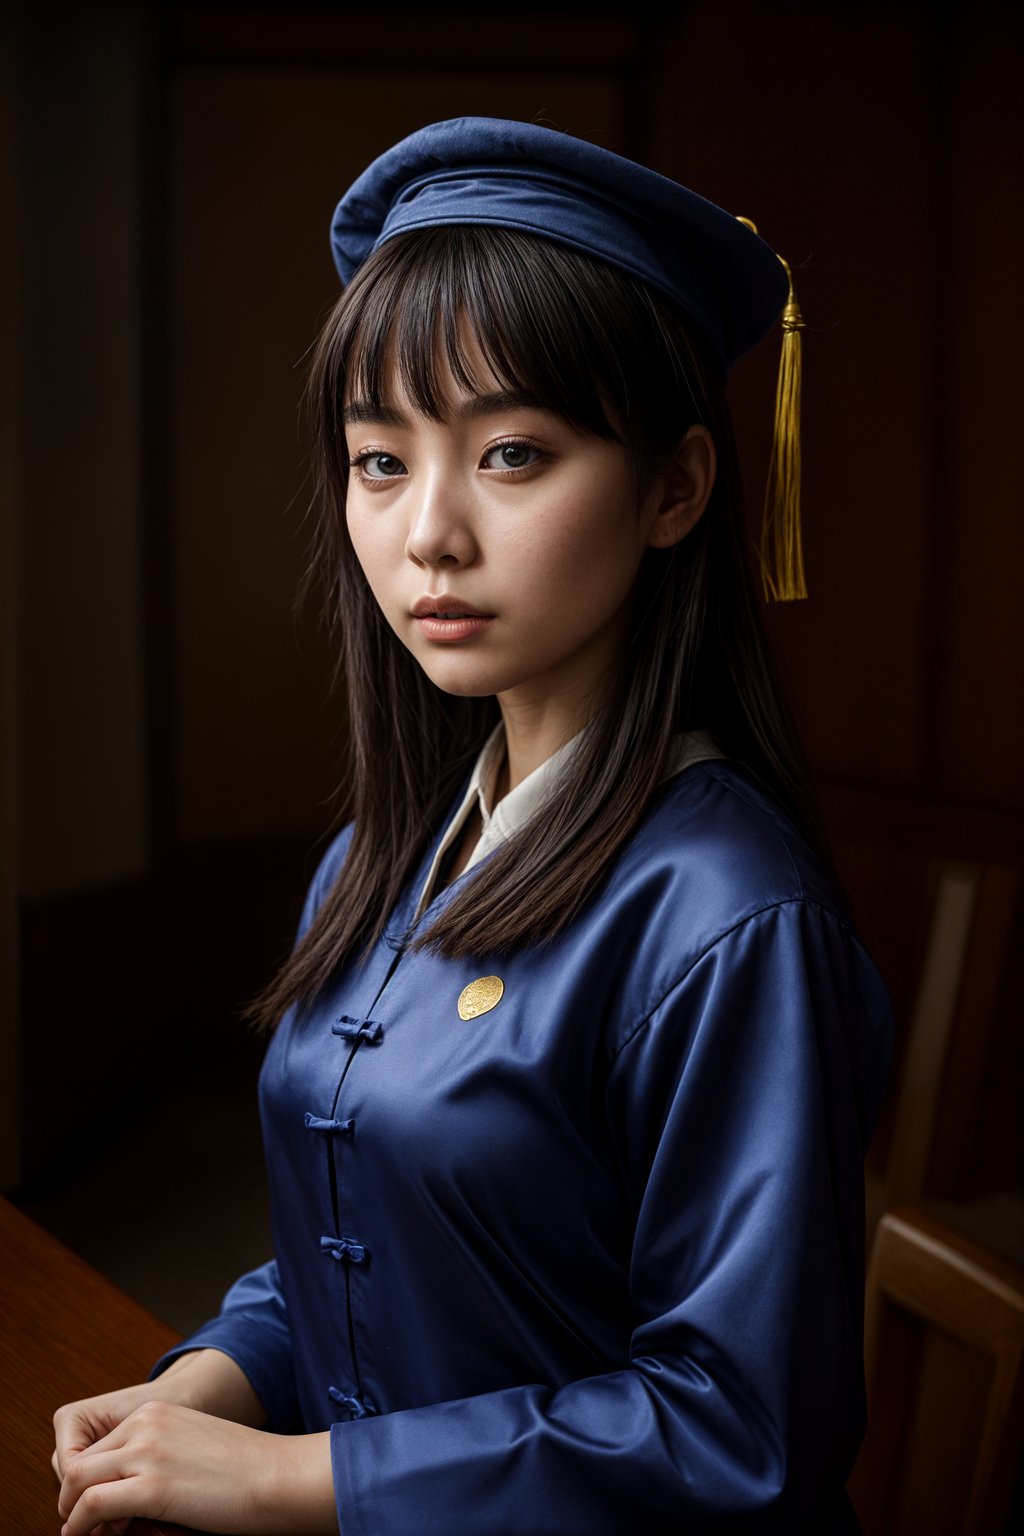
[
  {"x1": 411, "y1": 595, "x2": 494, "y2": 642},
  {"x1": 415, "y1": 614, "x2": 494, "y2": 643}
]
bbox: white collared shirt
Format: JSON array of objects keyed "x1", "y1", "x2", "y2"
[{"x1": 414, "y1": 723, "x2": 723, "y2": 919}]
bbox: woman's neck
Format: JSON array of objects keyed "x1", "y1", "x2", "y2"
[{"x1": 494, "y1": 668, "x2": 614, "y2": 801}]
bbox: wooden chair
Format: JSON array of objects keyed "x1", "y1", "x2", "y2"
[
  {"x1": 832, "y1": 837, "x2": 1023, "y2": 1528},
  {"x1": 849, "y1": 1205, "x2": 1024, "y2": 1534},
  {"x1": 862, "y1": 858, "x2": 1021, "y2": 1237}
]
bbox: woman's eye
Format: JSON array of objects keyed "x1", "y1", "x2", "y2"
[
  {"x1": 482, "y1": 441, "x2": 539, "y2": 472},
  {"x1": 352, "y1": 452, "x2": 405, "y2": 479}
]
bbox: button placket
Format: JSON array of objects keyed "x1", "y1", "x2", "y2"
[{"x1": 316, "y1": 973, "x2": 403, "y2": 1424}]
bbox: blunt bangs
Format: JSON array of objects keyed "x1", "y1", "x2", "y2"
[{"x1": 323, "y1": 226, "x2": 710, "y2": 489}]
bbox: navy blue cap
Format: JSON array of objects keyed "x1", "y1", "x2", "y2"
[{"x1": 330, "y1": 116, "x2": 788, "y2": 372}]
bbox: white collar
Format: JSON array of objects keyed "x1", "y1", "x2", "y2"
[{"x1": 414, "y1": 723, "x2": 722, "y2": 920}]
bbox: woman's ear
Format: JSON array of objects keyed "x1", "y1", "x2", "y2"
[{"x1": 644, "y1": 425, "x2": 717, "y2": 549}]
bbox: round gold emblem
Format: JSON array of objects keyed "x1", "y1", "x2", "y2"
[{"x1": 457, "y1": 975, "x2": 505, "y2": 1020}]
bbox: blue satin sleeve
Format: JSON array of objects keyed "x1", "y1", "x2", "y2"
[
  {"x1": 328, "y1": 898, "x2": 890, "y2": 1534},
  {"x1": 148, "y1": 1259, "x2": 302, "y2": 1431}
]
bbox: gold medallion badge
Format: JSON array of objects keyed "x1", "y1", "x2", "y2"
[{"x1": 458, "y1": 976, "x2": 504, "y2": 1020}]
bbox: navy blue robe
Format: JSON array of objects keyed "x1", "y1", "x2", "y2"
[{"x1": 153, "y1": 759, "x2": 892, "y2": 1532}]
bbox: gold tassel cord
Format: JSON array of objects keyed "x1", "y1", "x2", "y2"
[
  {"x1": 735, "y1": 217, "x2": 808, "y2": 602},
  {"x1": 761, "y1": 256, "x2": 807, "y2": 601}
]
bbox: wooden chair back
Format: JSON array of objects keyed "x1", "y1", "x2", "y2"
[{"x1": 850, "y1": 1205, "x2": 1024, "y2": 1534}]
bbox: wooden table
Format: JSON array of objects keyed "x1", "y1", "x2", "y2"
[{"x1": 0, "y1": 1193, "x2": 209, "y2": 1535}]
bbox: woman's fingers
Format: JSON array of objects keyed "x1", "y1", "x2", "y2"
[
  {"x1": 59, "y1": 1420, "x2": 144, "y2": 1534},
  {"x1": 53, "y1": 1394, "x2": 132, "y2": 1469},
  {"x1": 53, "y1": 1380, "x2": 173, "y2": 1480},
  {"x1": 59, "y1": 1442, "x2": 126, "y2": 1514},
  {"x1": 53, "y1": 1402, "x2": 94, "y2": 1468},
  {"x1": 59, "y1": 1447, "x2": 140, "y2": 1536}
]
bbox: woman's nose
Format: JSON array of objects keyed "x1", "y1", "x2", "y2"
[{"x1": 404, "y1": 470, "x2": 478, "y2": 569}]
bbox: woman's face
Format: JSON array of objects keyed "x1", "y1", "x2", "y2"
[{"x1": 344, "y1": 360, "x2": 664, "y2": 718}]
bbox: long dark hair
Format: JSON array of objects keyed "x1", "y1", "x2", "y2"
[{"x1": 250, "y1": 225, "x2": 821, "y2": 1032}]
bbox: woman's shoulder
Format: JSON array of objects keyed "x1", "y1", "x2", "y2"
[
  {"x1": 629, "y1": 756, "x2": 843, "y2": 917},
  {"x1": 601, "y1": 758, "x2": 893, "y2": 1143},
  {"x1": 294, "y1": 819, "x2": 357, "y2": 940},
  {"x1": 592, "y1": 758, "x2": 871, "y2": 1020}
]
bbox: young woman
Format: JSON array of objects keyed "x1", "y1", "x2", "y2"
[{"x1": 52, "y1": 117, "x2": 892, "y2": 1535}]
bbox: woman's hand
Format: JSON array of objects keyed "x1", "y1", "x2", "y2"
[
  {"x1": 52, "y1": 1348, "x2": 272, "y2": 1533},
  {"x1": 56, "y1": 1402, "x2": 335, "y2": 1535},
  {"x1": 53, "y1": 1348, "x2": 267, "y2": 1473}
]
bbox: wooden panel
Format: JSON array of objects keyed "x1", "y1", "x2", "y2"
[
  {"x1": 170, "y1": 67, "x2": 626, "y2": 842},
  {"x1": 648, "y1": 0, "x2": 933, "y2": 787},
  {"x1": 173, "y1": 3, "x2": 638, "y2": 70},
  {"x1": 18, "y1": 874, "x2": 171, "y2": 1181},
  {"x1": 16, "y1": 830, "x2": 313, "y2": 1187},
  {"x1": 926, "y1": 866, "x2": 1021, "y2": 1197},
  {"x1": 0, "y1": 8, "x2": 20, "y2": 1187},
  {"x1": 941, "y1": 8, "x2": 1024, "y2": 804},
  {"x1": 829, "y1": 840, "x2": 934, "y2": 1185},
  {"x1": 963, "y1": 882, "x2": 1024, "y2": 1198},
  {"x1": 892, "y1": 1325, "x2": 995, "y2": 1534},
  {"x1": 16, "y1": 7, "x2": 150, "y2": 896},
  {"x1": 852, "y1": 1303, "x2": 922, "y2": 1534}
]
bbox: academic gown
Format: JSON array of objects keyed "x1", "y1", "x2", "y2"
[{"x1": 152, "y1": 754, "x2": 892, "y2": 1534}]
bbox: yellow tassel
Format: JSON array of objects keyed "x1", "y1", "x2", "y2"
[
  {"x1": 762, "y1": 257, "x2": 807, "y2": 601},
  {"x1": 736, "y1": 218, "x2": 808, "y2": 602}
]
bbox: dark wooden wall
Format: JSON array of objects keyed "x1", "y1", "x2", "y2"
[{"x1": 2, "y1": 1, "x2": 1021, "y2": 1204}]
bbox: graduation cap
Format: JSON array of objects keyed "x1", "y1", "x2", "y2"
[{"x1": 330, "y1": 116, "x2": 807, "y2": 601}]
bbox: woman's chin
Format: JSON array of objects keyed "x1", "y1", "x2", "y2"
[{"x1": 410, "y1": 650, "x2": 522, "y2": 699}]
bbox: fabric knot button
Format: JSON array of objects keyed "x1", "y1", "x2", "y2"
[
  {"x1": 320, "y1": 1234, "x2": 368, "y2": 1264},
  {"x1": 303, "y1": 1112, "x2": 355, "y2": 1136},
  {"x1": 327, "y1": 1386, "x2": 378, "y2": 1420},
  {"x1": 332, "y1": 1015, "x2": 385, "y2": 1044}
]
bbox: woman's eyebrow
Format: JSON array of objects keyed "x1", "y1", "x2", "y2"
[
  {"x1": 342, "y1": 390, "x2": 546, "y2": 429},
  {"x1": 342, "y1": 400, "x2": 407, "y2": 427},
  {"x1": 459, "y1": 389, "x2": 547, "y2": 419}
]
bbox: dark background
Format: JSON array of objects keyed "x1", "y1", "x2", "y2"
[{"x1": 0, "y1": 0, "x2": 1021, "y2": 1509}]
